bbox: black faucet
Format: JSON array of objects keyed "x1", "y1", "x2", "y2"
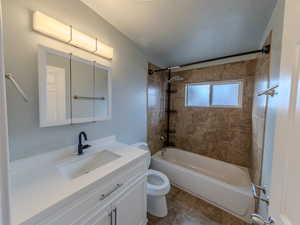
[{"x1": 78, "y1": 131, "x2": 91, "y2": 155}]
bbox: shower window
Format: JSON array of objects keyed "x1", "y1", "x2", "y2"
[{"x1": 185, "y1": 80, "x2": 243, "y2": 108}]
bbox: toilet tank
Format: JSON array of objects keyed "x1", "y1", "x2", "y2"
[{"x1": 132, "y1": 143, "x2": 151, "y2": 168}]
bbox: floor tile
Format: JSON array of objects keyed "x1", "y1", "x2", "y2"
[{"x1": 148, "y1": 186, "x2": 249, "y2": 225}]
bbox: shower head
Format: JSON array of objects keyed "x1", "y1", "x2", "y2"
[{"x1": 168, "y1": 75, "x2": 185, "y2": 83}]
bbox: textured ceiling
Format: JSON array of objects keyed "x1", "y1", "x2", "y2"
[{"x1": 81, "y1": 0, "x2": 277, "y2": 66}]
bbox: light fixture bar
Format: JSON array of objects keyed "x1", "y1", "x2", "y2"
[{"x1": 33, "y1": 11, "x2": 113, "y2": 59}]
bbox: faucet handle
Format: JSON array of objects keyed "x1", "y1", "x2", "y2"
[{"x1": 82, "y1": 144, "x2": 91, "y2": 150}]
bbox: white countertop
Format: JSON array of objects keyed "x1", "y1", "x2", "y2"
[{"x1": 9, "y1": 137, "x2": 147, "y2": 225}]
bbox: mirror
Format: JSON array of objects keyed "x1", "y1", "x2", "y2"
[
  {"x1": 38, "y1": 46, "x2": 71, "y2": 127},
  {"x1": 38, "y1": 46, "x2": 111, "y2": 127},
  {"x1": 71, "y1": 56, "x2": 94, "y2": 124},
  {"x1": 94, "y1": 63, "x2": 111, "y2": 120}
]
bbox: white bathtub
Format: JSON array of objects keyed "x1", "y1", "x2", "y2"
[{"x1": 151, "y1": 147, "x2": 254, "y2": 222}]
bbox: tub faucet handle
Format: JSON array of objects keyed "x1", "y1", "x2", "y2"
[
  {"x1": 161, "y1": 148, "x2": 167, "y2": 157},
  {"x1": 250, "y1": 214, "x2": 275, "y2": 225},
  {"x1": 251, "y1": 183, "x2": 269, "y2": 204}
]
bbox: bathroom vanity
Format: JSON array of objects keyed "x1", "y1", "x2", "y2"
[{"x1": 10, "y1": 137, "x2": 148, "y2": 225}]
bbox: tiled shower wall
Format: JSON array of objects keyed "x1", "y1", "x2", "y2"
[
  {"x1": 147, "y1": 64, "x2": 168, "y2": 155},
  {"x1": 169, "y1": 60, "x2": 257, "y2": 167},
  {"x1": 250, "y1": 35, "x2": 272, "y2": 185},
  {"x1": 147, "y1": 55, "x2": 270, "y2": 172}
]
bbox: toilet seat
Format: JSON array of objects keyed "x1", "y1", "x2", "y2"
[{"x1": 147, "y1": 169, "x2": 170, "y2": 196}]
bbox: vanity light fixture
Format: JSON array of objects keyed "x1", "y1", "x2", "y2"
[{"x1": 33, "y1": 11, "x2": 114, "y2": 59}]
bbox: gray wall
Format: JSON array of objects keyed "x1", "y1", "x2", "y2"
[{"x1": 3, "y1": 0, "x2": 149, "y2": 161}]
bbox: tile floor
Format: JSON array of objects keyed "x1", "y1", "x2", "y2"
[{"x1": 148, "y1": 186, "x2": 250, "y2": 225}]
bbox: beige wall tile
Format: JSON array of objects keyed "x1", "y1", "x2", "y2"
[
  {"x1": 169, "y1": 60, "x2": 256, "y2": 167},
  {"x1": 147, "y1": 64, "x2": 168, "y2": 155}
]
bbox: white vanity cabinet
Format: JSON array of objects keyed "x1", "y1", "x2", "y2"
[
  {"x1": 19, "y1": 157, "x2": 148, "y2": 225},
  {"x1": 57, "y1": 173, "x2": 146, "y2": 225}
]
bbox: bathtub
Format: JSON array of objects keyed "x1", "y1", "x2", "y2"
[{"x1": 151, "y1": 147, "x2": 254, "y2": 222}]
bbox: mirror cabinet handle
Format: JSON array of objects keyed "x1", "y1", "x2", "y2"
[{"x1": 73, "y1": 95, "x2": 105, "y2": 100}]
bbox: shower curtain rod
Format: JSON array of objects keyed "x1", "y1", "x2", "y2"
[{"x1": 148, "y1": 45, "x2": 270, "y2": 75}]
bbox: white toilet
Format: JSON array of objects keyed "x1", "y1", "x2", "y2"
[{"x1": 132, "y1": 143, "x2": 170, "y2": 217}]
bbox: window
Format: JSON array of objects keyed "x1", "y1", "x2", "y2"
[{"x1": 185, "y1": 80, "x2": 243, "y2": 108}]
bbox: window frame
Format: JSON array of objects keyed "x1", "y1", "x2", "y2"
[{"x1": 185, "y1": 80, "x2": 244, "y2": 108}]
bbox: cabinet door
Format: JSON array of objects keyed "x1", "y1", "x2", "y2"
[
  {"x1": 79, "y1": 205, "x2": 112, "y2": 225},
  {"x1": 94, "y1": 63, "x2": 111, "y2": 121},
  {"x1": 89, "y1": 209, "x2": 112, "y2": 225},
  {"x1": 71, "y1": 55, "x2": 94, "y2": 124},
  {"x1": 113, "y1": 178, "x2": 147, "y2": 225},
  {"x1": 38, "y1": 46, "x2": 71, "y2": 127}
]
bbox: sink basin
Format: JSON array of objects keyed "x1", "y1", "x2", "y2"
[{"x1": 57, "y1": 150, "x2": 121, "y2": 179}]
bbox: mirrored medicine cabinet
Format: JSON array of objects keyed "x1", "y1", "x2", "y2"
[{"x1": 38, "y1": 46, "x2": 111, "y2": 127}]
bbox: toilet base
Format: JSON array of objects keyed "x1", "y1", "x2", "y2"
[{"x1": 147, "y1": 195, "x2": 168, "y2": 217}]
